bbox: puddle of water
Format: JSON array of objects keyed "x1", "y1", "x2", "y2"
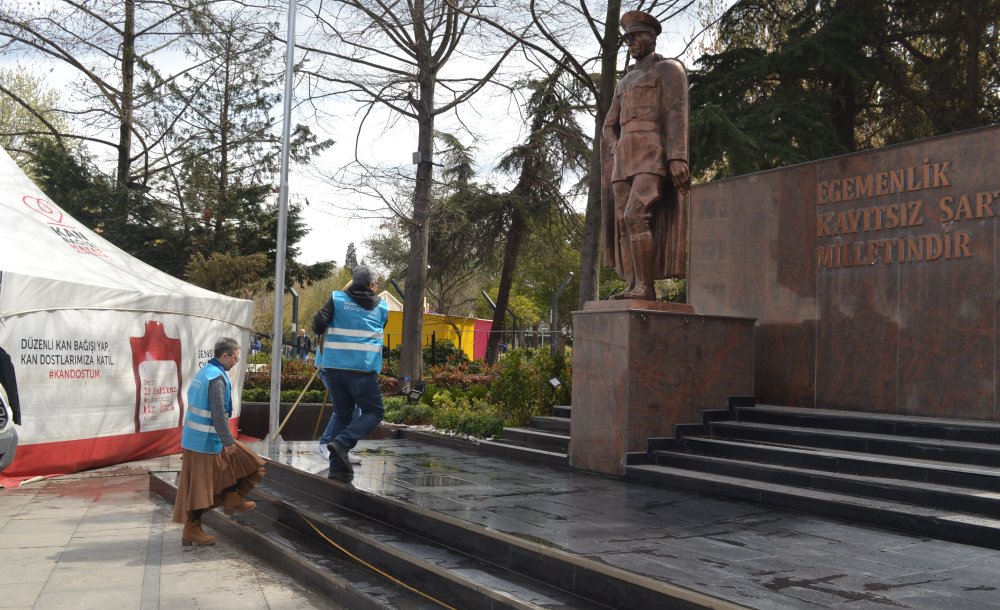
[
  {"x1": 357, "y1": 448, "x2": 398, "y2": 456},
  {"x1": 416, "y1": 461, "x2": 466, "y2": 473},
  {"x1": 397, "y1": 474, "x2": 474, "y2": 487}
]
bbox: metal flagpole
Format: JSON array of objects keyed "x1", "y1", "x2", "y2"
[{"x1": 268, "y1": 0, "x2": 298, "y2": 443}]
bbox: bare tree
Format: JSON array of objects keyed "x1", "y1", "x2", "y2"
[
  {"x1": 297, "y1": 0, "x2": 521, "y2": 387},
  {"x1": 0, "y1": 1, "x2": 191, "y2": 184}
]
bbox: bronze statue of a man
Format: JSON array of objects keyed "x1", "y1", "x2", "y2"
[{"x1": 601, "y1": 10, "x2": 691, "y2": 301}]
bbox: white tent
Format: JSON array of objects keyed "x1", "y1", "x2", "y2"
[{"x1": 0, "y1": 146, "x2": 254, "y2": 486}]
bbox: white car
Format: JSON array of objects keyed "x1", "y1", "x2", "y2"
[{"x1": 0, "y1": 381, "x2": 17, "y2": 473}]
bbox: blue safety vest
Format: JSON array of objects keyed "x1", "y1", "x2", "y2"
[
  {"x1": 181, "y1": 358, "x2": 232, "y2": 454},
  {"x1": 314, "y1": 291, "x2": 388, "y2": 373}
]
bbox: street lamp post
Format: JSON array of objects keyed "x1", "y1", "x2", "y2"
[
  {"x1": 550, "y1": 272, "x2": 574, "y2": 358},
  {"x1": 268, "y1": 0, "x2": 298, "y2": 444}
]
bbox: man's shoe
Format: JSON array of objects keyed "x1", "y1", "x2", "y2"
[
  {"x1": 327, "y1": 441, "x2": 354, "y2": 474},
  {"x1": 327, "y1": 469, "x2": 354, "y2": 481},
  {"x1": 317, "y1": 441, "x2": 330, "y2": 460}
]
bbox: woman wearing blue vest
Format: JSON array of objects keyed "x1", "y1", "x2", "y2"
[
  {"x1": 172, "y1": 337, "x2": 265, "y2": 546},
  {"x1": 313, "y1": 265, "x2": 389, "y2": 479}
]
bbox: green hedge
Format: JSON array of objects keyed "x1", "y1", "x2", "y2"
[{"x1": 241, "y1": 345, "x2": 568, "y2": 435}]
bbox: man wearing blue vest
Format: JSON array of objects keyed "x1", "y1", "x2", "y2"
[{"x1": 313, "y1": 265, "x2": 389, "y2": 479}]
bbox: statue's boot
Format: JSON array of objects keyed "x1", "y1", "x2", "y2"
[
  {"x1": 622, "y1": 232, "x2": 656, "y2": 301},
  {"x1": 609, "y1": 230, "x2": 636, "y2": 300}
]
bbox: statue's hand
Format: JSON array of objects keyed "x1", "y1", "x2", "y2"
[{"x1": 669, "y1": 160, "x2": 691, "y2": 195}]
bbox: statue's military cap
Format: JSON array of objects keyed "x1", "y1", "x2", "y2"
[{"x1": 620, "y1": 10, "x2": 661, "y2": 36}]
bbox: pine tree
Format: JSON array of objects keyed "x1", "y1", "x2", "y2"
[{"x1": 345, "y1": 243, "x2": 358, "y2": 270}]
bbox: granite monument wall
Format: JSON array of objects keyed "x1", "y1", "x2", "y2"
[{"x1": 689, "y1": 125, "x2": 1000, "y2": 421}]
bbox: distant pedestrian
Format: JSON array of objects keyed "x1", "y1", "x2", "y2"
[
  {"x1": 250, "y1": 336, "x2": 261, "y2": 355},
  {"x1": 312, "y1": 266, "x2": 388, "y2": 479},
  {"x1": 172, "y1": 337, "x2": 265, "y2": 546},
  {"x1": 294, "y1": 328, "x2": 312, "y2": 359}
]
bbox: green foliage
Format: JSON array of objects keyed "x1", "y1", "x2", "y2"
[
  {"x1": 455, "y1": 412, "x2": 504, "y2": 439},
  {"x1": 241, "y1": 385, "x2": 324, "y2": 404},
  {"x1": 511, "y1": 217, "x2": 581, "y2": 332},
  {"x1": 242, "y1": 386, "x2": 269, "y2": 402},
  {"x1": 386, "y1": 340, "x2": 471, "y2": 372},
  {"x1": 344, "y1": 243, "x2": 358, "y2": 270},
  {"x1": 690, "y1": 0, "x2": 1000, "y2": 180},
  {"x1": 489, "y1": 348, "x2": 570, "y2": 425},
  {"x1": 429, "y1": 390, "x2": 504, "y2": 439},
  {"x1": 431, "y1": 406, "x2": 462, "y2": 432},
  {"x1": 425, "y1": 339, "x2": 468, "y2": 366},
  {"x1": 489, "y1": 350, "x2": 537, "y2": 426},
  {"x1": 22, "y1": 139, "x2": 114, "y2": 226},
  {"x1": 243, "y1": 357, "x2": 317, "y2": 393},
  {"x1": 186, "y1": 252, "x2": 270, "y2": 298},
  {"x1": 240, "y1": 345, "x2": 561, "y2": 440},
  {"x1": 247, "y1": 350, "x2": 271, "y2": 365},
  {"x1": 281, "y1": 388, "x2": 325, "y2": 403},
  {"x1": 383, "y1": 397, "x2": 434, "y2": 425},
  {"x1": 0, "y1": 67, "x2": 69, "y2": 165},
  {"x1": 525, "y1": 348, "x2": 572, "y2": 407},
  {"x1": 384, "y1": 387, "x2": 504, "y2": 439}
]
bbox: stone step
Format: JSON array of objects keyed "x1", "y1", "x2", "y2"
[
  {"x1": 706, "y1": 420, "x2": 1000, "y2": 466},
  {"x1": 552, "y1": 405, "x2": 572, "y2": 418},
  {"x1": 529, "y1": 415, "x2": 571, "y2": 434},
  {"x1": 677, "y1": 436, "x2": 1000, "y2": 491},
  {"x1": 501, "y1": 427, "x2": 571, "y2": 453},
  {"x1": 150, "y1": 473, "x2": 438, "y2": 609},
  {"x1": 737, "y1": 404, "x2": 1000, "y2": 444},
  {"x1": 249, "y1": 484, "x2": 608, "y2": 610},
  {"x1": 624, "y1": 464, "x2": 1000, "y2": 550},
  {"x1": 651, "y1": 450, "x2": 1000, "y2": 518}
]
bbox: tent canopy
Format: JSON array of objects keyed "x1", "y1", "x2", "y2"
[{"x1": 0, "y1": 146, "x2": 254, "y2": 486}]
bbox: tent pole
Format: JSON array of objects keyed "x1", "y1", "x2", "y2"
[{"x1": 268, "y1": 0, "x2": 298, "y2": 444}]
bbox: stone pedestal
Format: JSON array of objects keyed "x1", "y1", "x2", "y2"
[{"x1": 570, "y1": 300, "x2": 755, "y2": 476}]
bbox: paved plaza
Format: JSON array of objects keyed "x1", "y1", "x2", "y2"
[
  {"x1": 4, "y1": 438, "x2": 1000, "y2": 608},
  {"x1": 0, "y1": 457, "x2": 338, "y2": 610}
]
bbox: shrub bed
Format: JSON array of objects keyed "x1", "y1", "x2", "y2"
[{"x1": 242, "y1": 345, "x2": 570, "y2": 439}]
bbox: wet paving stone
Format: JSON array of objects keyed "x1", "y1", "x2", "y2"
[{"x1": 257, "y1": 438, "x2": 1000, "y2": 609}]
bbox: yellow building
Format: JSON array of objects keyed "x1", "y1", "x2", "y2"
[{"x1": 378, "y1": 291, "x2": 490, "y2": 361}]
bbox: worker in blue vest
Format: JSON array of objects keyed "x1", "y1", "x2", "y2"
[
  {"x1": 313, "y1": 265, "x2": 389, "y2": 479},
  {"x1": 172, "y1": 337, "x2": 265, "y2": 546}
]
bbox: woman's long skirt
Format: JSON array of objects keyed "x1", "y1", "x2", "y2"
[{"x1": 172, "y1": 440, "x2": 266, "y2": 523}]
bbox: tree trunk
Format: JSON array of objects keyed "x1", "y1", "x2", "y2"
[
  {"x1": 399, "y1": 77, "x2": 435, "y2": 389},
  {"x1": 961, "y1": 8, "x2": 981, "y2": 128},
  {"x1": 578, "y1": 123, "x2": 604, "y2": 307},
  {"x1": 485, "y1": 209, "x2": 527, "y2": 364},
  {"x1": 113, "y1": 0, "x2": 136, "y2": 240},
  {"x1": 216, "y1": 28, "x2": 232, "y2": 239},
  {"x1": 577, "y1": 0, "x2": 621, "y2": 307}
]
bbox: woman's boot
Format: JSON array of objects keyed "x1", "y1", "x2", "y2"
[
  {"x1": 182, "y1": 520, "x2": 216, "y2": 546},
  {"x1": 223, "y1": 492, "x2": 256, "y2": 515}
]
